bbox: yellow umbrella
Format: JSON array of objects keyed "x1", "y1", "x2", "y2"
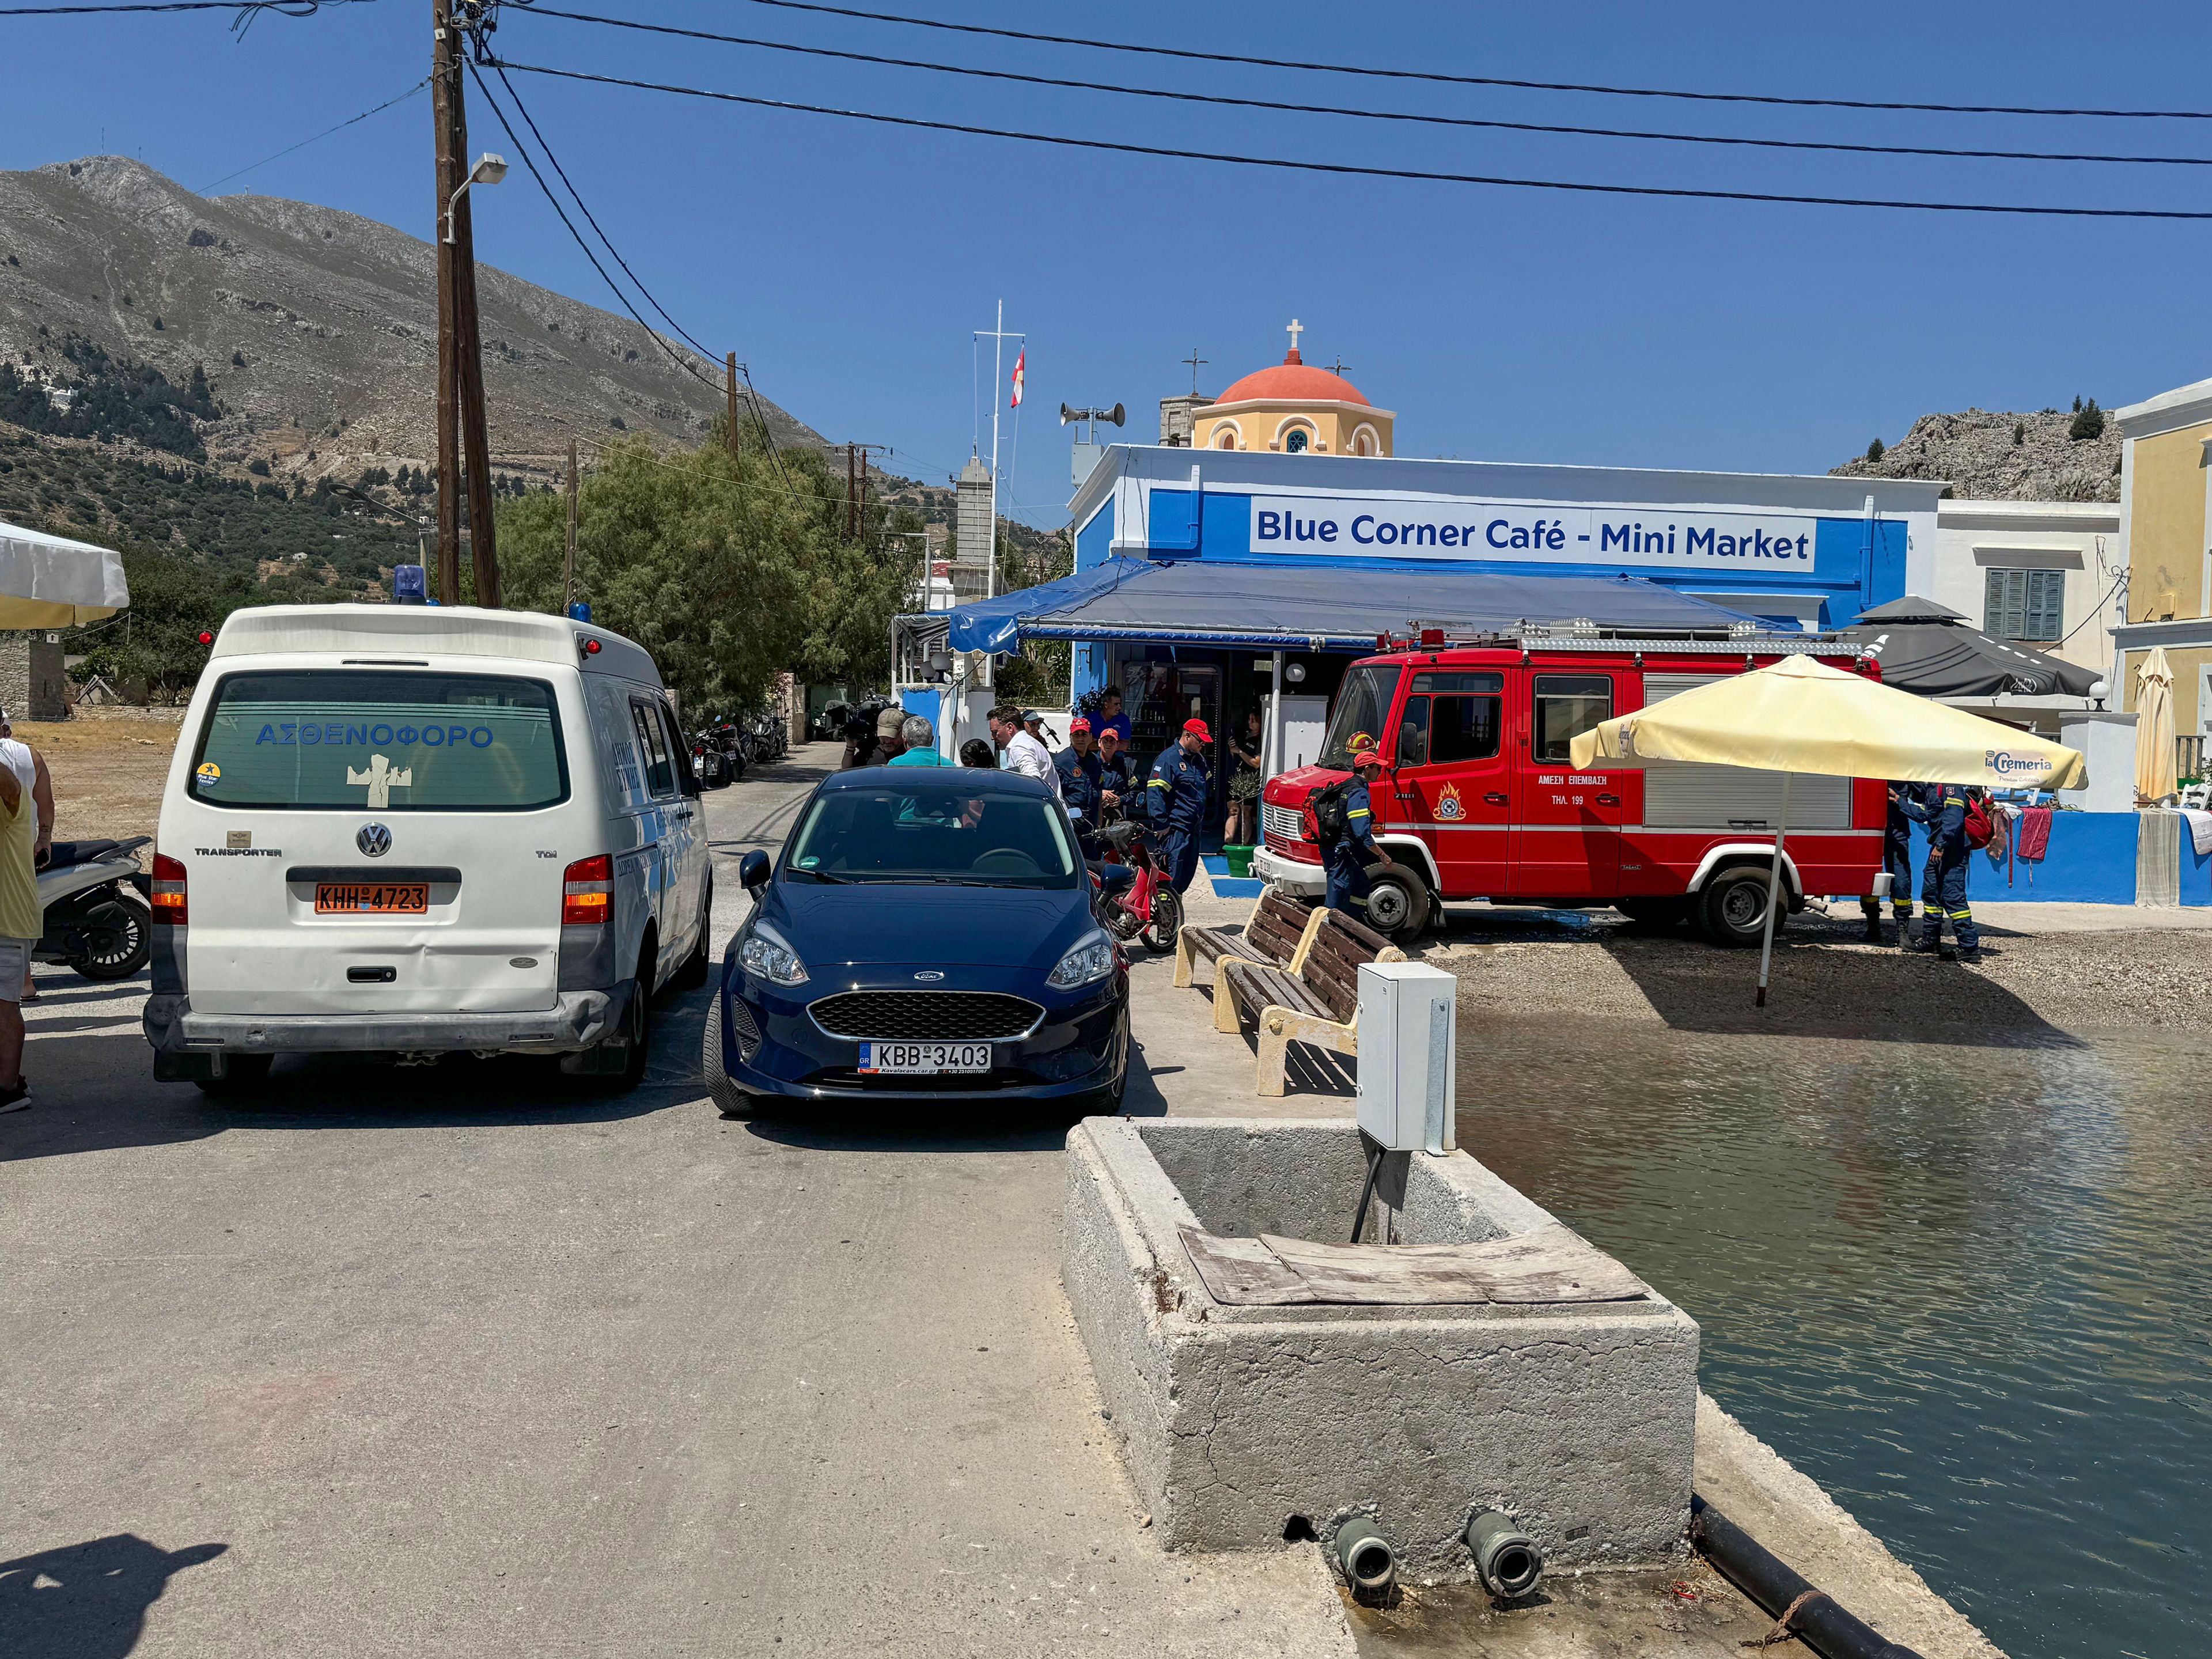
[
  {"x1": 2133, "y1": 647, "x2": 2177, "y2": 805},
  {"x1": 1570, "y1": 655, "x2": 2086, "y2": 1004}
]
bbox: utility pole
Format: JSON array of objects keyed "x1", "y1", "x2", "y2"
[
  {"x1": 846, "y1": 443, "x2": 857, "y2": 541},
  {"x1": 725, "y1": 353, "x2": 740, "y2": 461},
  {"x1": 563, "y1": 438, "x2": 579, "y2": 615},
  {"x1": 432, "y1": 0, "x2": 499, "y2": 607}
]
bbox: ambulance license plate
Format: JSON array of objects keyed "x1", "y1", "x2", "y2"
[
  {"x1": 316, "y1": 882, "x2": 430, "y2": 915},
  {"x1": 858, "y1": 1041, "x2": 991, "y2": 1075}
]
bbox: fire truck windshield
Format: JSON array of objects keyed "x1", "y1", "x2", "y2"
[{"x1": 1318, "y1": 664, "x2": 1403, "y2": 768}]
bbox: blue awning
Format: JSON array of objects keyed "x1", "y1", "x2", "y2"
[{"x1": 945, "y1": 556, "x2": 1764, "y2": 654}]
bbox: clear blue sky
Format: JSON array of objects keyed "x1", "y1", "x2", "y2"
[{"x1": 5, "y1": 1, "x2": 2208, "y2": 525}]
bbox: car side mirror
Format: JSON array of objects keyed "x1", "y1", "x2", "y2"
[{"x1": 740, "y1": 850, "x2": 771, "y2": 892}]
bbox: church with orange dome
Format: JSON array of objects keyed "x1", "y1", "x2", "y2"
[{"x1": 1175, "y1": 320, "x2": 1395, "y2": 459}]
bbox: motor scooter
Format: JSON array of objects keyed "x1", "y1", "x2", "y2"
[{"x1": 36, "y1": 836, "x2": 153, "y2": 982}]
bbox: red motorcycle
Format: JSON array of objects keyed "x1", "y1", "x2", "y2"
[{"x1": 1092, "y1": 819, "x2": 1181, "y2": 953}]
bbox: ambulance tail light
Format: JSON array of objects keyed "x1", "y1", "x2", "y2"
[
  {"x1": 151, "y1": 853, "x2": 188, "y2": 925},
  {"x1": 562, "y1": 854, "x2": 612, "y2": 925}
]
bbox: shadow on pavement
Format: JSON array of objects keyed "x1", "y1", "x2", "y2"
[
  {"x1": 0, "y1": 1533, "x2": 226, "y2": 1659},
  {"x1": 741, "y1": 1104, "x2": 1080, "y2": 1154},
  {"x1": 0, "y1": 991, "x2": 719, "y2": 1163},
  {"x1": 1603, "y1": 931, "x2": 2084, "y2": 1048}
]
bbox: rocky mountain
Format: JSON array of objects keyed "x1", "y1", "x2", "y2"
[
  {"x1": 0, "y1": 154, "x2": 820, "y2": 486},
  {"x1": 1830, "y1": 404, "x2": 2122, "y2": 502}
]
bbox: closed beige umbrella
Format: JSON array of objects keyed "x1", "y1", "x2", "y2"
[{"x1": 2134, "y1": 647, "x2": 2177, "y2": 805}]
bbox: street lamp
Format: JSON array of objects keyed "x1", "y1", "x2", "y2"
[{"x1": 443, "y1": 152, "x2": 507, "y2": 244}]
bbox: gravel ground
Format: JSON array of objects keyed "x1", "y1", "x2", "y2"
[
  {"x1": 16, "y1": 705, "x2": 183, "y2": 849},
  {"x1": 1423, "y1": 906, "x2": 2212, "y2": 1039}
]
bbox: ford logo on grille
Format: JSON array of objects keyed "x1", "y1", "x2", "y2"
[
  {"x1": 913, "y1": 970, "x2": 944, "y2": 982},
  {"x1": 357, "y1": 823, "x2": 392, "y2": 858}
]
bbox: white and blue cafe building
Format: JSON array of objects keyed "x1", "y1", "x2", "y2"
[{"x1": 932, "y1": 342, "x2": 1947, "y2": 840}]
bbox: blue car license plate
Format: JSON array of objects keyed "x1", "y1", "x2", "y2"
[{"x1": 859, "y1": 1040, "x2": 992, "y2": 1075}]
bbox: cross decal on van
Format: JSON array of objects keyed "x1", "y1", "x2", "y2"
[{"x1": 344, "y1": 753, "x2": 414, "y2": 809}]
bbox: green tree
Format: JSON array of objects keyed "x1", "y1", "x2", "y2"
[
  {"x1": 2069, "y1": 399, "x2": 2105, "y2": 441},
  {"x1": 1865, "y1": 437, "x2": 1885, "y2": 463},
  {"x1": 66, "y1": 545, "x2": 253, "y2": 701},
  {"x1": 497, "y1": 423, "x2": 887, "y2": 710}
]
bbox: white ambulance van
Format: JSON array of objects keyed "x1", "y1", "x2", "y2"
[{"x1": 142, "y1": 604, "x2": 713, "y2": 1092}]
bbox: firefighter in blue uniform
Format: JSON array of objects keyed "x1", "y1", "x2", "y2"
[
  {"x1": 1054, "y1": 717, "x2": 1104, "y2": 829},
  {"x1": 1859, "y1": 779, "x2": 1917, "y2": 945},
  {"x1": 1145, "y1": 718, "x2": 1212, "y2": 894},
  {"x1": 1326, "y1": 747, "x2": 1395, "y2": 916},
  {"x1": 1899, "y1": 781, "x2": 1980, "y2": 961}
]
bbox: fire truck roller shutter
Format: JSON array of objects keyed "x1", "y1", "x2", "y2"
[{"x1": 1635, "y1": 674, "x2": 1851, "y2": 831}]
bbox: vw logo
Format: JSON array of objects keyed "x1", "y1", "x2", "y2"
[
  {"x1": 357, "y1": 823, "x2": 392, "y2": 858},
  {"x1": 913, "y1": 970, "x2": 944, "y2": 982}
]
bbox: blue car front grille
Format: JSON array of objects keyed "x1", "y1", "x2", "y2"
[{"x1": 808, "y1": 990, "x2": 1042, "y2": 1043}]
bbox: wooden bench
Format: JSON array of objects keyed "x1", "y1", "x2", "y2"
[
  {"x1": 1220, "y1": 906, "x2": 1407, "y2": 1097},
  {"x1": 1174, "y1": 886, "x2": 1327, "y2": 1033}
]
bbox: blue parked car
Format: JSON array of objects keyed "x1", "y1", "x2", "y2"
[{"x1": 702, "y1": 767, "x2": 1130, "y2": 1116}]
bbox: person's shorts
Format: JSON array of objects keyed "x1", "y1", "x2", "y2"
[{"x1": 0, "y1": 937, "x2": 32, "y2": 998}]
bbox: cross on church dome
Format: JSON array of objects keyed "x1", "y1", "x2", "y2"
[{"x1": 1285, "y1": 317, "x2": 1304, "y2": 363}]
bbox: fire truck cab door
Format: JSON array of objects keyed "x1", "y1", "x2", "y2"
[
  {"x1": 1387, "y1": 669, "x2": 1511, "y2": 899},
  {"x1": 1514, "y1": 671, "x2": 1623, "y2": 898}
]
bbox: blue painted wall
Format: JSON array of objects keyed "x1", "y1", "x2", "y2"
[
  {"x1": 1952, "y1": 812, "x2": 2141, "y2": 906},
  {"x1": 2183, "y1": 828, "x2": 2211, "y2": 907}
]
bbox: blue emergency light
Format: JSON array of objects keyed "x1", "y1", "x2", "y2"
[
  {"x1": 392, "y1": 563, "x2": 427, "y2": 605},
  {"x1": 567, "y1": 601, "x2": 592, "y2": 622}
]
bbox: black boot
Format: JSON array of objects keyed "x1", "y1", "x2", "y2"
[{"x1": 1861, "y1": 915, "x2": 1883, "y2": 944}]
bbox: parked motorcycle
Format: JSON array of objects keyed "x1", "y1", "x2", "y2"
[
  {"x1": 1092, "y1": 819, "x2": 1181, "y2": 953},
  {"x1": 690, "y1": 734, "x2": 728, "y2": 789},
  {"x1": 37, "y1": 836, "x2": 154, "y2": 981}
]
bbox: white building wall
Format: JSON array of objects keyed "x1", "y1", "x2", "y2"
[{"x1": 1929, "y1": 500, "x2": 2123, "y2": 679}]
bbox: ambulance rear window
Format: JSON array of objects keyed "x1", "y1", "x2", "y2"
[{"x1": 189, "y1": 669, "x2": 569, "y2": 812}]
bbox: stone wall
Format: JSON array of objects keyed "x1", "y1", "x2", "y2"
[{"x1": 0, "y1": 632, "x2": 68, "y2": 721}]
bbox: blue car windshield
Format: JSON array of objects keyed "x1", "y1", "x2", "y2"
[{"x1": 785, "y1": 783, "x2": 1081, "y2": 888}]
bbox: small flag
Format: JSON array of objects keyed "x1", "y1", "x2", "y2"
[{"x1": 1009, "y1": 349, "x2": 1025, "y2": 409}]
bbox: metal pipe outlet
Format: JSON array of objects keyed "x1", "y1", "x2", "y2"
[
  {"x1": 1332, "y1": 1517, "x2": 1397, "y2": 1599},
  {"x1": 1464, "y1": 1509, "x2": 1544, "y2": 1599},
  {"x1": 1691, "y1": 1497, "x2": 1925, "y2": 1659}
]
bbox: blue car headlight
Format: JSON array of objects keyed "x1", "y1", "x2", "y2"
[
  {"x1": 738, "y1": 919, "x2": 808, "y2": 987},
  {"x1": 1047, "y1": 929, "x2": 1116, "y2": 991}
]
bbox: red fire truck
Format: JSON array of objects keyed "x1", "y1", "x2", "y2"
[{"x1": 1254, "y1": 632, "x2": 1885, "y2": 945}]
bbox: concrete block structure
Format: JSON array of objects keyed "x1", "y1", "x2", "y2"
[
  {"x1": 0, "y1": 631, "x2": 68, "y2": 720},
  {"x1": 1062, "y1": 1117, "x2": 1699, "y2": 1583}
]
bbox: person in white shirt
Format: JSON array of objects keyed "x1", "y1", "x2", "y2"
[
  {"x1": 988, "y1": 704, "x2": 1061, "y2": 801},
  {"x1": 0, "y1": 710, "x2": 51, "y2": 1006}
]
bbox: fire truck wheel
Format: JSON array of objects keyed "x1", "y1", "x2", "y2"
[
  {"x1": 1362, "y1": 864, "x2": 1431, "y2": 944},
  {"x1": 1698, "y1": 866, "x2": 1783, "y2": 948}
]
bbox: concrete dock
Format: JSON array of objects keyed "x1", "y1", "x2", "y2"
[{"x1": 0, "y1": 743, "x2": 2000, "y2": 1656}]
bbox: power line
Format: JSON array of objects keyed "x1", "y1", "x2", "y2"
[
  {"x1": 493, "y1": 60, "x2": 2212, "y2": 221},
  {"x1": 198, "y1": 75, "x2": 428, "y2": 192},
  {"x1": 522, "y1": 7, "x2": 2212, "y2": 170},
  {"x1": 0, "y1": 0, "x2": 370, "y2": 12},
  {"x1": 476, "y1": 54, "x2": 797, "y2": 493},
  {"x1": 710, "y1": 0, "x2": 2212, "y2": 123},
  {"x1": 464, "y1": 60, "x2": 726, "y2": 397},
  {"x1": 486, "y1": 59, "x2": 720, "y2": 361}
]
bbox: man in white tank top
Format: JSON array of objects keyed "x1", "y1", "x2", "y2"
[{"x1": 0, "y1": 709, "x2": 52, "y2": 1014}]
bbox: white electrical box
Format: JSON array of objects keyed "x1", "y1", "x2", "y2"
[{"x1": 1355, "y1": 960, "x2": 1459, "y2": 1154}]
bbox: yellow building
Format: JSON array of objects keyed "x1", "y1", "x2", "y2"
[
  {"x1": 2114, "y1": 378, "x2": 2212, "y2": 751},
  {"x1": 1190, "y1": 320, "x2": 1396, "y2": 458}
]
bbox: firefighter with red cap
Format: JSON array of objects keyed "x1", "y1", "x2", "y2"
[
  {"x1": 1325, "y1": 744, "x2": 1395, "y2": 916},
  {"x1": 1145, "y1": 717, "x2": 1213, "y2": 894}
]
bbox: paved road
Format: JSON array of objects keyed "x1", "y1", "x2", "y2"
[{"x1": 0, "y1": 741, "x2": 1346, "y2": 1658}]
